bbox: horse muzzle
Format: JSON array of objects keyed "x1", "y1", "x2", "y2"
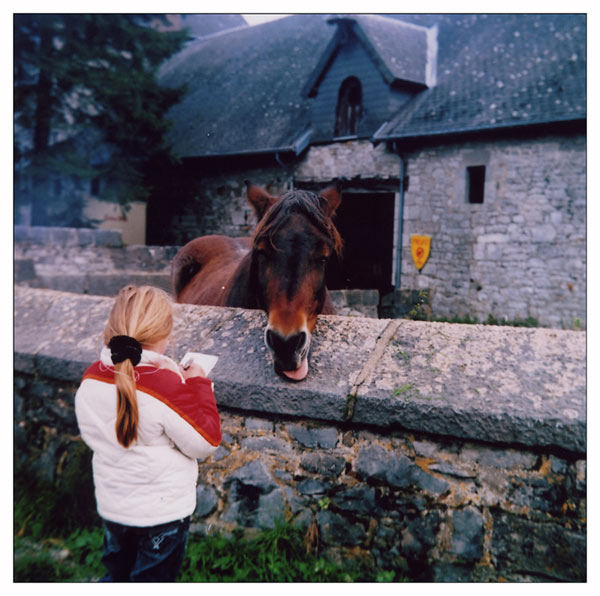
[{"x1": 264, "y1": 326, "x2": 311, "y2": 381}]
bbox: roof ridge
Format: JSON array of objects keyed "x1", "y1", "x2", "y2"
[{"x1": 355, "y1": 13, "x2": 435, "y2": 33}]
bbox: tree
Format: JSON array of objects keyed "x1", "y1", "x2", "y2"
[{"x1": 14, "y1": 14, "x2": 188, "y2": 226}]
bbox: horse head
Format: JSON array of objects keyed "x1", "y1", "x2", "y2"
[{"x1": 245, "y1": 182, "x2": 342, "y2": 381}]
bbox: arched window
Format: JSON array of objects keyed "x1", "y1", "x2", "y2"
[{"x1": 334, "y1": 77, "x2": 362, "y2": 137}]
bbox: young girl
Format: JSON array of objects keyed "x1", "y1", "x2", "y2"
[{"x1": 75, "y1": 285, "x2": 221, "y2": 582}]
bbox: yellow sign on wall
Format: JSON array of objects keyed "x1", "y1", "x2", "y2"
[{"x1": 411, "y1": 235, "x2": 431, "y2": 271}]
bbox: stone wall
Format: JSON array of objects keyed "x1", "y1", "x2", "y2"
[
  {"x1": 14, "y1": 225, "x2": 175, "y2": 296},
  {"x1": 14, "y1": 287, "x2": 586, "y2": 582},
  {"x1": 161, "y1": 131, "x2": 585, "y2": 329},
  {"x1": 399, "y1": 133, "x2": 586, "y2": 330},
  {"x1": 160, "y1": 164, "x2": 289, "y2": 246},
  {"x1": 14, "y1": 226, "x2": 380, "y2": 318}
]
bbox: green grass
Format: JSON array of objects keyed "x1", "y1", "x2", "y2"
[
  {"x1": 179, "y1": 521, "x2": 374, "y2": 582},
  {"x1": 14, "y1": 461, "x2": 406, "y2": 582},
  {"x1": 14, "y1": 528, "x2": 105, "y2": 582},
  {"x1": 410, "y1": 311, "x2": 539, "y2": 327},
  {"x1": 15, "y1": 519, "x2": 403, "y2": 582},
  {"x1": 403, "y1": 292, "x2": 540, "y2": 327}
]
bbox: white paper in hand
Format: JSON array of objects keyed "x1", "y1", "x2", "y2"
[{"x1": 180, "y1": 352, "x2": 219, "y2": 376}]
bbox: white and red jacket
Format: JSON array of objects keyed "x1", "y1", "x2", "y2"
[{"x1": 75, "y1": 348, "x2": 221, "y2": 527}]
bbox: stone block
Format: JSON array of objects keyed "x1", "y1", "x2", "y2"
[
  {"x1": 38, "y1": 274, "x2": 87, "y2": 294},
  {"x1": 244, "y1": 417, "x2": 273, "y2": 431},
  {"x1": 226, "y1": 460, "x2": 276, "y2": 493},
  {"x1": 76, "y1": 228, "x2": 95, "y2": 246},
  {"x1": 94, "y1": 229, "x2": 123, "y2": 247},
  {"x1": 297, "y1": 479, "x2": 330, "y2": 496},
  {"x1": 531, "y1": 224, "x2": 557, "y2": 243},
  {"x1": 256, "y1": 488, "x2": 287, "y2": 528},
  {"x1": 317, "y1": 510, "x2": 365, "y2": 546},
  {"x1": 241, "y1": 436, "x2": 292, "y2": 452},
  {"x1": 491, "y1": 512, "x2": 586, "y2": 581},
  {"x1": 331, "y1": 486, "x2": 376, "y2": 514},
  {"x1": 194, "y1": 484, "x2": 219, "y2": 518},
  {"x1": 450, "y1": 508, "x2": 484, "y2": 561},
  {"x1": 14, "y1": 259, "x2": 36, "y2": 282},
  {"x1": 287, "y1": 425, "x2": 339, "y2": 449},
  {"x1": 401, "y1": 511, "x2": 441, "y2": 561},
  {"x1": 300, "y1": 453, "x2": 345, "y2": 478}
]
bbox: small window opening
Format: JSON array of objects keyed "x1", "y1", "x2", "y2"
[
  {"x1": 335, "y1": 77, "x2": 362, "y2": 137},
  {"x1": 467, "y1": 165, "x2": 486, "y2": 204}
]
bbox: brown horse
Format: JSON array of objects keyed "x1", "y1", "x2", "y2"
[{"x1": 171, "y1": 182, "x2": 343, "y2": 381}]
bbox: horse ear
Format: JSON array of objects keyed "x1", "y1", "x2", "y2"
[
  {"x1": 319, "y1": 185, "x2": 342, "y2": 217},
  {"x1": 245, "y1": 181, "x2": 278, "y2": 220}
]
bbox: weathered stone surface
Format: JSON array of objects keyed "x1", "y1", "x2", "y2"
[
  {"x1": 14, "y1": 287, "x2": 586, "y2": 453},
  {"x1": 256, "y1": 488, "x2": 287, "y2": 528},
  {"x1": 297, "y1": 479, "x2": 330, "y2": 496},
  {"x1": 14, "y1": 287, "x2": 587, "y2": 581},
  {"x1": 317, "y1": 510, "x2": 366, "y2": 546},
  {"x1": 451, "y1": 508, "x2": 484, "y2": 561},
  {"x1": 397, "y1": 135, "x2": 586, "y2": 330},
  {"x1": 300, "y1": 453, "x2": 345, "y2": 478},
  {"x1": 244, "y1": 418, "x2": 273, "y2": 431},
  {"x1": 226, "y1": 460, "x2": 276, "y2": 493},
  {"x1": 331, "y1": 486, "x2": 376, "y2": 514},
  {"x1": 194, "y1": 484, "x2": 219, "y2": 518},
  {"x1": 353, "y1": 319, "x2": 586, "y2": 452},
  {"x1": 354, "y1": 443, "x2": 449, "y2": 494},
  {"x1": 287, "y1": 425, "x2": 339, "y2": 449},
  {"x1": 401, "y1": 511, "x2": 441, "y2": 561},
  {"x1": 491, "y1": 512, "x2": 586, "y2": 581},
  {"x1": 240, "y1": 436, "x2": 291, "y2": 452},
  {"x1": 15, "y1": 259, "x2": 36, "y2": 282},
  {"x1": 15, "y1": 364, "x2": 587, "y2": 581}
]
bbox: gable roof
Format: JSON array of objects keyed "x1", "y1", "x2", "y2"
[
  {"x1": 302, "y1": 15, "x2": 435, "y2": 97},
  {"x1": 159, "y1": 14, "x2": 586, "y2": 159}
]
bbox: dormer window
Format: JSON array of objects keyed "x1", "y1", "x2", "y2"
[{"x1": 335, "y1": 76, "x2": 362, "y2": 137}]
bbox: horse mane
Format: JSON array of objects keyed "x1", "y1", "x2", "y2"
[{"x1": 252, "y1": 189, "x2": 343, "y2": 256}]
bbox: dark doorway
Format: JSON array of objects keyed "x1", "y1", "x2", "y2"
[{"x1": 327, "y1": 192, "x2": 395, "y2": 293}]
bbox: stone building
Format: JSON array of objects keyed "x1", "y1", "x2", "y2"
[{"x1": 154, "y1": 14, "x2": 586, "y2": 328}]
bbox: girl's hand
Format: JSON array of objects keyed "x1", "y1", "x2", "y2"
[{"x1": 181, "y1": 362, "x2": 206, "y2": 379}]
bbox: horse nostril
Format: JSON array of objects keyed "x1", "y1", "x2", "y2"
[
  {"x1": 266, "y1": 329, "x2": 275, "y2": 351},
  {"x1": 295, "y1": 331, "x2": 307, "y2": 352},
  {"x1": 265, "y1": 328, "x2": 308, "y2": 358}
]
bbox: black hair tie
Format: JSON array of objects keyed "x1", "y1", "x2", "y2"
[{"x1": 108, "y1": 335, "x2": 142, "y2": 366}]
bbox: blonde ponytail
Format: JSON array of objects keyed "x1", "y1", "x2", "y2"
[
  {"x1": 104, "y1": 285, "x2": 173, "y2": 448},
  {"x1": 114, "y1": 359, "x2": 139, "y2": 448}
]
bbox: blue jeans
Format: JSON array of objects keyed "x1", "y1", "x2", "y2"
[{"x1": 101, "y1": 517, "x2": 190, "y2": 582}]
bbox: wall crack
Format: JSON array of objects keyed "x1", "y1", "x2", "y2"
[{"x1": 344, "y1": 319, "x2": 402, "y2": 420}]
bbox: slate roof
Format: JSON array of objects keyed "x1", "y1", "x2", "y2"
[
  {"x1": 303, "y1": 15, "x2": 433, "y2": 96},
  {"x1": 178, "y1": 14, "x2": 247, "y2": 39},
  {"x1": 159, "y1": 13, "x2": 586, "y2": 158},
  {"x1": 159, "y1": 15, "x2": 332, "y2": 158},
  {"x1": 375, "y1": 13, "x2": 586, "y2": 141}
]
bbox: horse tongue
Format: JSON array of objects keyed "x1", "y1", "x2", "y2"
[{"x1": 282, "y1": 357, "x2": 309, "y2": 381}]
